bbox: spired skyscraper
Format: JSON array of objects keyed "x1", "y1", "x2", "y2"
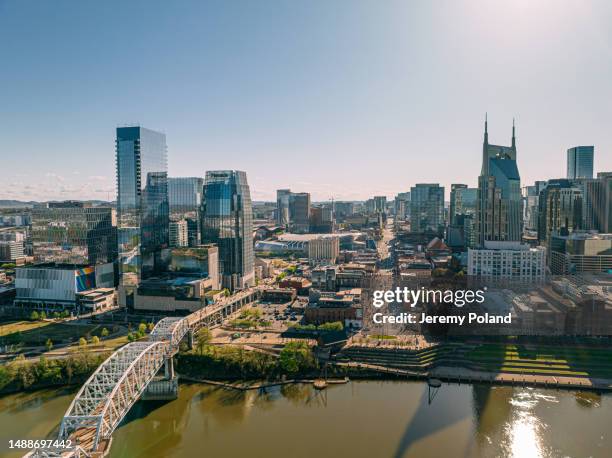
[
  {"x1": 476, "y1": 116, "x2": 523, "y2": 247},
  {"x1": 201, "y1": 170, "x2": 254, "y2": 291},
  {"x1": 116, "y1": 126, "x2": 169, "y2": 293}
]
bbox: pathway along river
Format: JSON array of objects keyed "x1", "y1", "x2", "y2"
[{"x1": 1, "y1": 380, "x2": 611, "y2": 458}]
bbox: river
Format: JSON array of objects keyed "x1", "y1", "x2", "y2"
[{"x1": 1, "y1": 381, "x2": 611, "y2": 458}]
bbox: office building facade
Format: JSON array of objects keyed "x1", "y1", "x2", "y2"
[
  {"x1": 567, "y1": 146, "x2": 594, "y2": 180},
  {"x1": 289, "y1": 192, "x2": 311, "y2": 233},
  {"x1": 476, "y1": 117, "x2": 522, "y2": 247},
  {"x1": 31, "y1": 202, "x2": 117, "y2": 266},
  {"x1": 410, "y1": 184, "x2": 444, "y2": 233},
  {"x1": 116, "y1": 126, "x2": 169, "y2": 288},
  {"x1": 201, "y1": 170, "x2": 254, "y2": 290}
]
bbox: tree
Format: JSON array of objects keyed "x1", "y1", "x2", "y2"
[
  {"x1": 39, "y1": 311, "x2": 47, "y2": 320},
  {"x1": 147, "y1": 322, "x2": 154, "y2": 332},
  {"x1": 138, "y1": 323, "x2": 147, "y2": 337},
  {"x1": 30, "y1": 311, "x2": 39, "y2": 321},
  {"x1": 196, "y1": 328, "x2": 212, "y2": 355},
  {"x1": 91, "y1": 336, "x2": 100, "y2": 345},
  {"x1": 127, "y1": 332, "x2": 135, "y2": 342},
  {"x1": 52, "y1": 311, "x2": 60, "y2": 319},
  {"x1": 78, "y1": 337, "x2": 87, "y2": 348},
  {"x1": 279, "y1": 341, "x2": 315, "y2": 374},
  {"x1": 101, "y1": 327, "x2": 109, "y2": 338},
  {"x1": 45, "y1": 338, "x2": 53, "y2": 352},
  {"x1": 318, "y1": 321, "x2": 343, "y2": 331}
]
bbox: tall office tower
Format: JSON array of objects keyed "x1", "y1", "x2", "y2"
[
  {"x1": 410, "y1": 184, "x2": 445, "y2": 233},
  {"x1": 449, "y1": 184, "x2": 477, "y2": 226},
  {"x1": 276, "y1": 189, "x2": 291, "y2": 227},
  {"x1": 597, "y1": 172, "x2": 612, "y2": 233},
  {"x1": 288, "y1": 192, "x2": 311, "y2": 233},
  {"x1": 567, "y1": 146, "x2": 594, "y2": 180},
  {"x1": 116, "y1": 126, "x2": 169, "y2": 289},
  {"x1": 394, "y1": 192, "x2": 411, "y2": 220},
  {"x1": 31, "y1": 201, "x2": 117, "y2": 266},
  {"x1": 201, "y1": 170, "x2": 254, "y2": 291},
  {"x1": 537, "y1": 179, "x2": 583, "y2": 243},
  {"x1": 475, "y1": 116, "x2": 522, "y2": 247},
  {"x1": 374, "y1": 196, "x2": 387, "y2": 214}
]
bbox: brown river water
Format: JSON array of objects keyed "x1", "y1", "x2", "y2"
[{"x1": 1, "y1": 381, "x2": 611, "y2": 458}]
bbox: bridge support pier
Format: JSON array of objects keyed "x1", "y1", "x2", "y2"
[
  {"x1": 187, "y1": 330, "x2": 195, "y2": 350},
  {"x1": 143, "y1": 357, "x2": 178, "y2": 400}
]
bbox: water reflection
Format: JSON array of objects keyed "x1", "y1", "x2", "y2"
[{"x1": 1, "y1": 382, "x2": 611, "y2": 458}]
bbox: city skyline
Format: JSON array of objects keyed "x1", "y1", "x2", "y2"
[{"x1": 2, "y1": 0, "x2": 612, "y2": 201}]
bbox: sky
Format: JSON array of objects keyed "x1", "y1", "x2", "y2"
[{"x1": 1, "y1": 0, "x2": 611, "y2": 202}]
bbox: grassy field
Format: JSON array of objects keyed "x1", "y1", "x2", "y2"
[
  {"x1": 0, "y1": 320, "x2": 102, "y2": 346},
  {"x1": 466, "y1": 343, "x2": 612, "y2": 378}
]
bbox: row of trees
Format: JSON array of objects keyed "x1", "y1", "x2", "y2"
[
  {"x1": 0, "y1": 353, "x2": 109, "y2": 393},
  {"x1": 30, "y1": 310, "x2": 70, "y2": 321}
]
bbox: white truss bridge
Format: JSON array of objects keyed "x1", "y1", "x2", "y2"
[{"x1": 26, "y1": 287, "x2": 262, "y2": 458}]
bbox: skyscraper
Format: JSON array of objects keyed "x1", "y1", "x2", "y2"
[
  {"x1": 537, "y1": 179, "x2": 583, "y2": 243},
  {"x1": 201, "y1": 170, "x2": 254, "y2": 290},
  {"x1": 288, "y1": 192, "x2": 311, "y2": 233},
  {"x1": 276, "y1": 189, "x2": 291, "y2": 227},
  {"x1": 410, "y1": 184, "x2": 444, "y2": 233},
  {"x1": 567, "y1": 146, "x2": 594, "y2": 180},
  {"x1": 476, "y1": 116, "x2": 522, "y2": 247},
  {"x1": 116, "y1": 126, "x2": 169, "y2": 289}
]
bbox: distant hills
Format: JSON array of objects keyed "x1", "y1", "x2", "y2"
[{"x1": 0, "y1": 200, "x2": 115, "y2": 209}]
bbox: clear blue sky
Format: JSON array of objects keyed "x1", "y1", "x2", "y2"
[{"x1": 1, "y1": 0, "x2": 611, "y2": 202}]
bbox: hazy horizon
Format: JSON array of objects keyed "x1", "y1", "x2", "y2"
[{"x1": 1, "y1": 0, "x2": 611, "y2": 202}]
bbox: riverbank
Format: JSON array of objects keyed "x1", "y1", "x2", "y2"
[{"x1": 0, "y1": 352, "x2": 109, "y2": 394}]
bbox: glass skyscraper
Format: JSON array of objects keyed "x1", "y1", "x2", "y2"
[
  {"x1": 410, "y1": 184, "x2": 445, "y2": 233},
  {"x1": 31, "y1": 201, "x2": 117, "y2": 266},
  {"x1": 168, "y1": 177, "x2": 204, "y2": 214},
  {"x1": 201, "y1": 170, "x2": 254, "y2": 291},
  {"x1": 567, "y1": 146, "x2": 594, "y2": 180},
  {"x1": 116, "y1": 126, "x2": 169, "y2": 287},
  {"x1": 476, "y1": 117, "x2": 523, "y2": 246}
]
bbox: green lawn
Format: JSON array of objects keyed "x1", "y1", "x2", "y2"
[
  {"x1": 0, "y1": 320, "x2": 101, "y2": 346},
  {"x1": 466, "y1": 343, "x2": 612, "y2": 378}
]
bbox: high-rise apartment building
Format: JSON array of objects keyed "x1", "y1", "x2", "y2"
[
  {"x1": 201, "y1": 170, "x2": 254, "y2": 290},
  {"x1": 288, "y1": 192, "x2": 311, "y2": 233},
  {"x1": 169, "y1": 220, "x2": 189, "y2": 247},
  {"x1": 567, "y1": 146, "x2": 594, "y2": 180},
  {"x1": 410, "y1": 184, "x2": 444, "y2": 233},
  {"x1": 116, "y1": 126, "x2": 169, "y2": 288},
  {"x1": 476, "y1": 117, "x2": 522, "y2": 247}
]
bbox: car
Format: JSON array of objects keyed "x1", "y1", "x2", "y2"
[{"x1": 289, "y1": 317, "x2": 298, "y2": 321}]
